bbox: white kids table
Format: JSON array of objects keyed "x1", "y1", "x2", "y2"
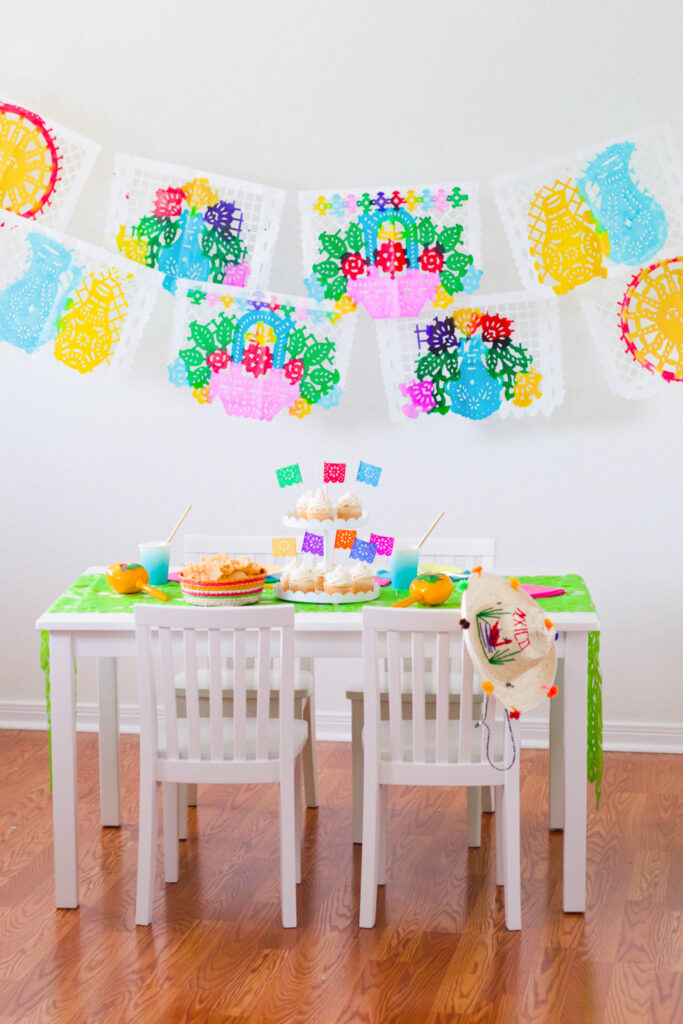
[{"x1": 37, "y1": 567, "x2": 599, "y2": 914}]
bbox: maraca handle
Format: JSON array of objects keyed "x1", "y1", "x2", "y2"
[
  {"x1": 391, "y1": 596, "x2": 418, "y2": 608},
  {"x1": 140, "y1": 583, "x2": 169, "y2": 602}
]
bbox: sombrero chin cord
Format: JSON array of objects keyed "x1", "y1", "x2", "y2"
[{"x1": 476, "y1": 695, "x2": 517, "y2": 771}]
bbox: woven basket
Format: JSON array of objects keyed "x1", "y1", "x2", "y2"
[{"x1": 178, "y1": 571, "x2": 266, "y2": 606}]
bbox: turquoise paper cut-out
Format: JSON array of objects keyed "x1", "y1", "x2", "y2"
[
  {"x1": 158, "y1": 210, "x2": 211, "y2": 293},
  {"x1": 0, "y1": 233, "x2": 81, "y2": 352},
  {"x1": 577, "y1": 142, "x2": 668, "y2": 265},
  {"x1": 447, "y1": 336, "x2": 502, "y2": 420}
]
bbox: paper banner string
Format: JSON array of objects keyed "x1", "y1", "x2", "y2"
[
  {"x1": 168, "y1": 281, "x2": 356, "y2": 419},
  {"x1": 349, "y1": 538, "x2": 378, "y2": 564},
  {"x1": 276, "y1": 464, "x2": 302, "y2": 488},
  {"x1": 272, "y1": 537, "x2": 297, "y2": 558},
  {"x1": 0, "y1": 96, "x2": 100, "y2": 230},
  {"x1": 0, "y1": 210, "x2": 160, "y2": 376},
  {"x1": 491, "y1": 123, "x2": 683, "y2": 295},
  {"x1": 580, "y1": 258, "x2": 683, "y2": 398},
  {"x1": 334, "y1": 529, "x2": 357, "y2": 550},
  {"x1": 323, "y1": 461, "x2": 346, "y2": 483},
  {"x1": 104, "y1": 153, "x2": 285, "y2": 295},
  {"x1": 369, "y1": 534, "x2": 395, "y2": 557},
  {"x1": 357, "y1": 461, "x2": 382, "y2": 486},
  {"x1": 299, "y1": 181, "x2": 483, "y2": 319},
  {"x1": 376, "y1": 289, "x2": 563, "y2": 422},
  {"x1": 301, "y1": 531, "x2": 325, "y2": 557}
]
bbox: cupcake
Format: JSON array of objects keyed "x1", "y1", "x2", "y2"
[
  {"x1": 287, "y1": 564, "x2": 317, "y2": 594},
  {"x1": 315, "y1": 559, "x2": 328, "y2": 592},
  {"x1": 336, "y1": 492, "x2": 363, "y2": 520},
  {"x1": 279, "y1": 558, "x2": 299, "y2": 590},
  {"x1": 350, "y1": 563, "x2": 375, "y2": 595},
  {"x1": 296, "y1": 490, "x2": 313, "y2": 519},
  {"x1": 323, "y1": 564, "x2": 353, "y2": 596},
  {"x1": 307, "y1": 487, "x2": 334, "y2": 522}
]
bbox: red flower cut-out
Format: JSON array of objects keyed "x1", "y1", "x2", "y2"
[
  {"x1": 341, "y1": 252, "x2": 366, "y2": 279},
  {"x1": 419, "y1": 247, "x2": 444, "y2": 273},
  {"x1": 206, "y1": 349, "x2": 230, "y2": 371},
  {"x1": 153, "y1": 187, "x2": 186, "y2": 218},
  {"x1": 242, "y1": 343, "x2": 273, "y2": 378},
  {"x1": 284, "y1": 359, "x2": 304, "y2": 384},
  {"x1": 473, "y1": 313, "x2": 514, "y2": 343},
  {"x1": 375, "y1": 241, "x2": 407, "y2": 279}
]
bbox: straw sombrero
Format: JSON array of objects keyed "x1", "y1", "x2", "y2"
[{"x1": 461, "y1": 571, "x2": 558, "y2": 716}]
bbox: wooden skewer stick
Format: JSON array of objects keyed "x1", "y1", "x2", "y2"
[
  {"x1": 165, "y1": 504, "x2": 192, "y2": 546},
  {"x1": 417, "y1": 511, "x2": 444, "y2": 549}
]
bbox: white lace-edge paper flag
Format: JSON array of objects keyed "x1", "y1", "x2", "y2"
[
  {"x1": 580, "y1": 258, "x2": 683, "y2": 399},
  {"x1": 0, "y1": 95, "x2": 100, "y2": 231},
  {"x1": 0, "y1": 209, "x2": 160, "y2": 378},
  {"x1": 376, "y1": 289, "x2": 563, "y2": 422},
  {"x1": 104, "y1": 154, "x2": 285, "y2": 296},
  {"x1": 491, "y1": 123, "x2": 683, "y2": 296},
  {"x1": 168, "y1": 280, "x2": 356, "y2": 421},
  {"x1": 299, "y1": 181, "x2": 483, "y2": 320}
]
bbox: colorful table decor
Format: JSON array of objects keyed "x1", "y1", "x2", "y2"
[
  {"x1": 356, "y1": 461, "x2": 382, "y2": 486},
  {"x1": 105, "y1": 153, "x2": 285, "y2": 294},
  {"x1": 492, "y1": 123, "x2": 683, "y2": 295},
  {"x1": 299, "y1": 181, "x2": 483, "y2": 318},
  {"x1": 0, "y1": 96, "x2": 100, "y2": 229},
  {"x1": 580, "y1": 257, "x2": 683, "y2": 398},
  {"x1": 376, "y1": 289, "x2": 563, "y2": 420},
  {"x1": 0, "y1": 209, "x2": 160, "y2": 375},
  {"x1": 168, "y1": 282, "x2": 355, "y2": 418}
]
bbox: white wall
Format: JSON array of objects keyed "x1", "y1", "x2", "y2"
[{"x1": 1, "y1": 0, "x2": 681, "y2": 742}]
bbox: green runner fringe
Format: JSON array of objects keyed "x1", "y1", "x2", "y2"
[{"x1": 587, "y1": 631, "x2": 604, "y2": 809}]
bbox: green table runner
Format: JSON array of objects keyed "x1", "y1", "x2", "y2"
[{"x1": 40, "y1": 572, "x2": 602, "y2": 804}]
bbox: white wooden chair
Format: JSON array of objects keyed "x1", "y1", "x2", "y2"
[
  {"x1": 359, "y1": 606, "x2": 521, "y2": 930},
  {"x1": 134, "y1": 603, "x2": 306, "y2": 927},
  {"x1": 346, "y1": 537, "x2": 496, "y2": 845},
  {"x1": 177, "y1": 535, "x2": 319, "y2": 834}
]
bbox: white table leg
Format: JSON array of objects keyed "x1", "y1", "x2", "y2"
[
  {"x1": 50, "y1": 632, "x2": 79, "y2": 908},
  {"x1": 563, "y1": 631, "x2": 588, "y2": 912},
  {"x1": 549, "y1": 655, "x2": 565, "y2": 830},
  {"x1": 98, "y1": 657, "x2": 120, "y2": 827}
]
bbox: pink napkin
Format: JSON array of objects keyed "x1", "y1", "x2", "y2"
[{"x1": 521, "y1": 584, "x2": 566, "y2": 599}]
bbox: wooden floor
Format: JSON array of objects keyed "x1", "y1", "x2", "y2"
[{"x1": 0, "y1": 732, "x2": 680, "y2": 1024}]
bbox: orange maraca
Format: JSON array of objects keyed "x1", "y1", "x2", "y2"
[
  {"x1": 105, "y1": 563, "x2": 169, "y2": 601},
  {"x1": 392, "y1": 572, "x2": 454, "y2": 608}
]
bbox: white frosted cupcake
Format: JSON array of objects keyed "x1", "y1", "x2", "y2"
[
  {"x1": 323, "y1": 564, "x2": 353, "y2": 596},
  {"x1": 296, "y1": 490, "x2": 313, "y2": 519},
  {"x1": 288, "y1": 564, "x2": 317, "y2": 594},
  {"x1": 336, "y1": 492, "x2": 363, "y2": 520},
  {"x1": 279, "y1": 558, "x2": 299, "y2": 590},
  {"x1": 315, "y1": 559, "x2": 328, "y2": 592},
  {"x1": 351, "y1": 563, "x2": 375, "y2": 594},
  {"x1": 307, "y1": 487, "x2": 334, "y2": 522}
]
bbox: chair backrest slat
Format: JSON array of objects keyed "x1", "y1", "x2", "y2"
[
  {"x1": 434, "y1": 631, "x2": 450, "y2": 763},
  {"x1": 183, "y1": 628, "x2": 201, "y2": 760},
  {"x1": 411, "y1": 631, "x2": 426, "y2": 763},
  {"x1": 208, "y1": 627, "x2": 223, "y2": 760},
  {"x1": 256, "y1": 626, "x2": 272, "y2": 760},
  {"x1": 458, "y1": 634, "x2": 474, "y2": 763},
  {"x1": 386, "y1": 629, "x2": 404, "y2": 762},
  {"x1": 232, "y1": 626, "x2": 248, "y2": 761},
  {"x1": 159, "y1": 626, "x2": 178, "y2": 760}
]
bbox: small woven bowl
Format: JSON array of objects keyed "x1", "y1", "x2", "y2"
[{"x1": 178, "y1": 571, "x2": 266, "y2": 606}]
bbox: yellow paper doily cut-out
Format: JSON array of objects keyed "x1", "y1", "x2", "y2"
[{"x1": 619, "y1": 256, "x2": 683, "y2": 382}]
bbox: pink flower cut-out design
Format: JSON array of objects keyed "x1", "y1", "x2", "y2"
[
  {"x1": 242, "y1": 342, "x2": 273, "y2": 378},
  {"x1": 210, "y1": 364, "x2": 298, "y2": 421},
  {"x1": 323, "y1": 462, "x2": 346, "y2": 484},
  {"x1": 400, "y1": 380, "x2": 436, "y2": 418},
  {"x1": 153, "y1": 187, "x2": 186, "y2": 218}
]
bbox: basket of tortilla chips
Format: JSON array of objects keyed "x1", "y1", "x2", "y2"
[{"x1": 179, "y1": 554, "x2": 267, "y2": 606}]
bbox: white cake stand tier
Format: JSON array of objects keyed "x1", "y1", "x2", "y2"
[{"x1": 273, "y1": 583, "x2": 381, "y2": 605}]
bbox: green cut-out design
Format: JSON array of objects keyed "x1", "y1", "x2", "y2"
[{"x1": 345, "y1": 222, "x2": 363, "y2": 251}]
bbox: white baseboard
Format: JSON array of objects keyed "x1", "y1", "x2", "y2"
[{"x1": 0, "y1": 700, "x2": 681, "y2": 753}]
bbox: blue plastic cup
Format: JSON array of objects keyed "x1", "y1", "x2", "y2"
[
  {"x1": 389, "y1": 546, "x2": 420, "y2": 591},
  {"x1": 138, "y1": 542, "x2": 171, "y2": 585}
]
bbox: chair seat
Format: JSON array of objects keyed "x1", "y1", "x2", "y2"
[
  {"x1": 158, "y1": 716, "x2": 309, "y2": 761},
  {"x1": 347, "y1": 670, "x2": 484, "y2": 700},
  {"x1": 366, "y1": 718, "x2": 505, "y2": 764}
]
